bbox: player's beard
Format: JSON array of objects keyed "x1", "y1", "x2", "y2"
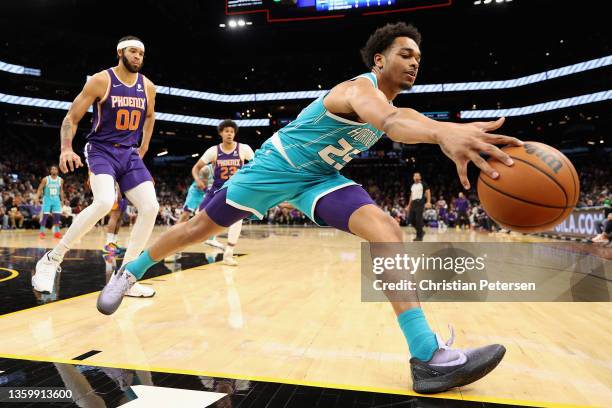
[
  {"x1": 121, "y1": 54, "x2": 142, "y2": 73},
  {"x1": 399, "y1": 81, "x2": 414, "y2": 91}
]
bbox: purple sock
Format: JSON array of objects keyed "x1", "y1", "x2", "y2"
[
  {"x1": 40, "y1": 214, "x2": 49, "y2": 231},
  {"x1": 52, "y1": 213, "x2": 61, "y2": 230}
]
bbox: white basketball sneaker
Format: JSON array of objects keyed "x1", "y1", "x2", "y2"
[
  {"x1": 223, "y1": 253, "x2": 238, "y2": 266},
  {"x1": 97, "y1": 265, "x2": 136, "y2": 315},
  {"x1": 205, "y1": 238, "x2": 225, "y2": 250},
  {"x1": 32, "y1": 251, "x2": 62, "y2": 293},
  {"x1": 125, "y1": 282, "x2": 156, "y2": 298}
]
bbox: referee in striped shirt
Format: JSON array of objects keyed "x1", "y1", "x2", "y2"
[{"x1": 407, "y1": 172, "x2": 431, "y2": 241}]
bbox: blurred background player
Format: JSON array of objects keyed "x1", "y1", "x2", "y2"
[
  {"x1": 34, "y1": 165, "x2": 64, "y2": 239},
  {"x1": 407, "y1": 172, "x2": 430, "y2": 241},
  {"x1": 591, "y1": 212, "x2": 612, "y2": 245},
  {"x1": 193, "y1": 120, "x2": 254, "y2": 265},
  {"x1": 199, "y1": 164, "x2": 224, "y2": 250},
  {"x1": 178, "y1": 163, "x2": 212, "y2": 224},
  {"x1": 165, "y1": 162, "x2": 219, "y2": 262},
  {"x1": 103, "y1": 186, "x2": 128, "y2": 255},
  {"x1": 454, "y1": 192, "x2": 470, "y2": 229},
  {"x1": 32, "y1": 36, "x2": 159, "y2": 298}
]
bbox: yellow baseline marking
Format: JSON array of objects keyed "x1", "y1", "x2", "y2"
[
  {"x1": 0, "y1": 352, "x2": 588, "y2": 408},
  {"x1": 0, "y1": 268, "x2": 19, "y2": 283}
]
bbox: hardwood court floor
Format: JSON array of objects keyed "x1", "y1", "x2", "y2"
[{"x1": 0, "y1": 225, "x2": 610, "y2": 407}]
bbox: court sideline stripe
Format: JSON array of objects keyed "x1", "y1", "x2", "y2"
[{"x1": 0, "y1": 353, "x2": 588, "y2": 408}]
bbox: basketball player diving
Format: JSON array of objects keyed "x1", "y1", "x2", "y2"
[
  {"x1": 32, "y1": 36, "x2": 159, "y2": 299},
  {"x1": 98, "y1": 24, "x2": 523, "y2": 393}
]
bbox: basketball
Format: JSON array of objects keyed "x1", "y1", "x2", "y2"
[{"x1": 477, "y1": 142, "x2": 579, "y2": 233}]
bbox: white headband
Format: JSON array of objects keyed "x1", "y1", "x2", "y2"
[{"x1": 117, "y1": 40, "x2": 145, "y2": 52}]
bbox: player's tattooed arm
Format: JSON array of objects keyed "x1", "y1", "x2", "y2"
[
  {"x1": 60, "y1": 117, "x2": 75, "y2": 150},
  {"x1": 140, "y1": 78, "x2": 156, "y2": 158},
  {"x1": 59, "y1": 72, "x2": 106, "y2": 173}
]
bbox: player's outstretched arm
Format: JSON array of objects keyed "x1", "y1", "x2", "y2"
[
  {"x1": 139, "y1": 78, "x2": 156, "y2": 158},
  {"x1": 59, "y1": 72, "x2": 107, "y2": 173},
  {"x1": 346, "y1": 80, "x2": 522, "y2": 189}
]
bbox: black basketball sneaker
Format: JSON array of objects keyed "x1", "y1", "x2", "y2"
[{"x1": 410, "y1": 326, "x2": 506, "y2": 394}]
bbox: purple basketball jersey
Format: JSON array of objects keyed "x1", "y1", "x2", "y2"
[
  {"x1": 212, "y1": 143, "x2": 244, "y2": 190},
  {"x1": 87, "y1": 68, "x2": 148, "y2": 147}
]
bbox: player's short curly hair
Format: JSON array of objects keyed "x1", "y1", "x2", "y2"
[
  {"x1": 360, "y1": 22, "x2": 422, "y2": 69},
  {"x1": 218, "y1": 119, "x2": 238, "y2": 134}
]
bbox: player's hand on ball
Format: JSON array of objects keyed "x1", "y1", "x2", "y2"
[
  {"x1": 59, "y1": 150, "x2": 83, "y2": 173},
  {"x1": 438, "y1": 117, "x2": 522, "y2": 190}
]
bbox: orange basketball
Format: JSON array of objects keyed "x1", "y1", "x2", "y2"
[{"x1": 477, "y1": 141, "x2": 579, "y2": 233}]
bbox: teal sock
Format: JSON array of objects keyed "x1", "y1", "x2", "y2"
[
  {"x1": 126, "y1": 250, "x2": 157, "y2": 280},
  {"x1": 397, "y1": 307, "x2": 438, "y2": 362}
]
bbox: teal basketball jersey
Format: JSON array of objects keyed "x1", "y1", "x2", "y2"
[
  {"x1": 269, "y1": 72, "x2": 385, "y2": 175},
  {"x1": 43, "y1": 176, "x2": 61, "y2": 200}
]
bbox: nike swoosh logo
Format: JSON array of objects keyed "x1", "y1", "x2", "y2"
[{"x1": 113, "y1": 84, "x2": 121, "y2": 88}]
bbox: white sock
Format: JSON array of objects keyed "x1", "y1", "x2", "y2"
[
  {"x1": 227, "y1": 220, "x2": 242, "y2": 247},
  {"x1": 106, "y1": 233, "x2": 117, "y2": 245},
  {"x1": 50, "y1": 242, "x2": 69, "y2": 261},
  {"x1": 121, "y1": 181, "x2": 159, "y2": 265},
  {"x1": 225, "y1": 245, "x2": 234, "y2": 257},
  {"x1": 428, "y1": 331, "x2": 467, "y2": 367},
  {"x1": 53, "y1": 174, "x2": 116, "y2": 260}
]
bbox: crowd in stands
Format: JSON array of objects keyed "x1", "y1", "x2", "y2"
[
  {"x1": 2, "y1": 142, "x2": 610, "y2": 233},
  {"x1": 576, "y1": 163, "x2": 612, "y2": 208}
]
